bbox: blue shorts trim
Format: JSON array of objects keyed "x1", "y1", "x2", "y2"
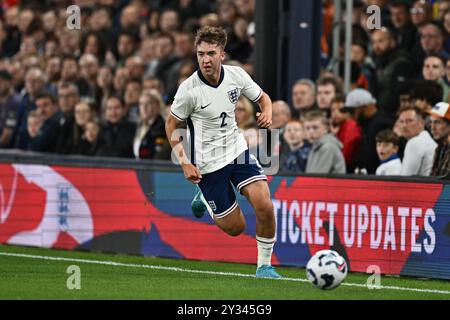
[
  {"x1": 215, "y1": 201, "x2": 238, "y2": 219},
  {"x1": 236, "y1": 175, "x2": 267, "y2": 193}
]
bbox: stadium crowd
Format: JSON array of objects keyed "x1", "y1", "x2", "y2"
[{"x1": 0, "y1": 0, "x2": 449, "y2": 177}]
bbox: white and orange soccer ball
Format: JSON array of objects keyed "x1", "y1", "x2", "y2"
[{"x1": 306, "y1": 250, "x2": 348, "y2": 290}]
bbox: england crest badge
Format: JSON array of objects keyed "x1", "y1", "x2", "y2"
[{"x1": 227, "y1": 88, "x2": 239, "y2": 104}]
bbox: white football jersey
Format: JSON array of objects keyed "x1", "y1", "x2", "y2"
[{"x1": 170, "y1": 65, "x2": 263, "y2": 174}]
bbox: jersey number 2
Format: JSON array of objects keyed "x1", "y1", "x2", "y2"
[{"x1": 220, "y1": 112, "x2": 227, "y2": 128}]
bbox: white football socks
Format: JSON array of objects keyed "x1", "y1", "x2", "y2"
[{"x1": 256, "y1": 235, "x2": 276, "y2": 268}]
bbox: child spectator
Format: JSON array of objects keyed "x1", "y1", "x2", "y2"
[
  {"x1": 304, "y1": 110, "x2": 346, "y2": 174},
  {"x1": 375, "y1": 129, "x2": 402, "y2": 176},
  {"x1": 280, "y1": 120, "x2": 312, "y2": 173},
  {"x1": 27, "y1": 110, "x2": 43, "y2": 144},
  {"x1": 81, "y1": 120, "x2": 100, "y2": 156}
]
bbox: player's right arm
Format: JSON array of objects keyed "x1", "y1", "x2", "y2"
[{"x1": 165, "y1": 114, "x2": 202, "y2": 184}]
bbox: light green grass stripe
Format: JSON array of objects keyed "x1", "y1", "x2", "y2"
[{"x1": 1, "y1": 251, "x2": 450, "y2": 295}]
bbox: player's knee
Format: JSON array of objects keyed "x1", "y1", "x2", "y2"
[
  {"x1": 223, "y1": 221, "x2": 246, "y2": 237},
  {"x1": 254, "y1": 199, "x2": 274, "y2": 221}
]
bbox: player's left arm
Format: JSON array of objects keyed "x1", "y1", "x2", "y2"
[{"x1": 255, "y1": 91, "x2": 272, "y2": 129}]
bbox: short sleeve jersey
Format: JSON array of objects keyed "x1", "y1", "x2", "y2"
[{"x1": 170, "y1": 65, "x2": 263, "y2": 174}]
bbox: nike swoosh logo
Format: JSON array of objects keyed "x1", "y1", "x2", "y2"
[{"x1": 201, "y1": 103, "x2": 211, "y2": 109}]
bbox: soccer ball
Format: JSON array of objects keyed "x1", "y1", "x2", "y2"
[{"x1": 306, "y1": 250, "x2": 348, "y2": 290}]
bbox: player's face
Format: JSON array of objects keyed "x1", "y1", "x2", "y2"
[{"x1": 196, "y1": 42, "x2": 225, "y2": 79}]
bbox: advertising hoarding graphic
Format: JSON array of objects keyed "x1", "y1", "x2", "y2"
[{"x1": 0, "y1": 163, "x2": 449, "y2": 279}]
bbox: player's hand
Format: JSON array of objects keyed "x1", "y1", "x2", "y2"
[
  {"x1": 256, "y1": 112, "x2": 272, "y2": 129},
  {"x1": 182, "y1": 163, "x2": 202, "y2": 184}
]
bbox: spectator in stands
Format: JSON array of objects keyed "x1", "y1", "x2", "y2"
[
  {"x1": 422, "y1": 55, "x2": 449, "y2": 102},
  {"x1": 316, "y1": 76, "x2": 342, "y2": 113},
  {"x1": 351, "y1": 41, "x2": 376, "y2": 93},
  {"x1": 446, "y1": 57, "x2": 450, "y2": 86},
  {"x1": 235, "y1": 96, "x2": 256, "y2": 131},
  {"x1": 134, "y1": 90, "x2": 171, "y2": 160},
  {"x1": 410, "y1": 0, "x2": 433, "y2": 30},
  {"x1": 7, "y1": 60, "x2": 25, "y2": 93},
  {"x1": 410, "y1": 80, "x2": 444, "y2": 112},
  {"x1": 45, "y1": 55, "x2": 62, "y2": 88},
  {"x1": 371, "y1": 28, "x2": 416, "y2": 115},
  {"x1": 120, "y1": 5, "x2": 141, "y2": 35},
  {"x1": 176, "y1": 61, "x2": 196, "y2": 86},
  {"x1": 304, "y1": 110, "x2": 346, "y2": 174},
  {"x1": 174, "y1": 31, "x2": 197, "y2": 65},
  {"x1": 44, "y1": 36, "x2": 60, "y2": 58},
  {"x1": 96, "y1": 96, "x2": 135, "y2": 158},
  {"x1": 143, "y1": 75, "x2": 165, "y2": 95},
  {"x1": 80, "y1": 31, "x2": 107, "y2": 64},
  {"x1": 0, "y1": 70, "x2": 20, "y2": 148},
  {"x1": 58, "y1": 29, "x2": 81, "y2": 57},
  {"x1": 65, "y1": 101, "x2": 97, "y2": 156},
  {"x1": 2, "y1": 6, "x2": 21, "y2": 58},
  {"x1": 25, "y1": 110, "x2": 43, "y2": 149},
  {"x1": 419, "y1": 23, "x2": 449, "y2": 60},
  {"x1": 330, "y1": 95, "x2": 362, "y2": 173},
  {"x1": 124, "y1": 79, "x2": 142, "y2": 123},
  {"x1": 117, "y1": 30, "x2": 139, "y2": 67},
  {"x1": 429, "y1": 102, "x2": 450, "y2": 177},
  {"x1": 280, "y1": 119, "x2": 311, "y2": 174},
  {"x1": 79, "y1": 53, "x2": 99, "y2": 98},
  {"x1": 26, "y1": 90, "x2": 62, "y2": 152},
  {"x1": 88, "y1": 6, "x2": 115, "y2": 46},
  {"x1": 389, "y1": 0, "x2": 418, "y2": 51},
  {"x1": 125, "y1": 56, "x2": 145, "y2": 82},
  {"x1": 438, "y1": 0, "x2": 450, "y2": 20},
  {"x1": 270, "y1": 100, "x2": 291, "y2": 130},
  {"x1": 96, "y1": 65, "x2": 114, "y2": 113},
  {"x1": 159, "y1": 9, "x2": 181, "y2": 34},
  {"x1": 141, "y1": 36, "x2": 158, "y2": 77},
  {"x1": 154, "y1": 32, "x2": 181, "y2": 100},
  {"x1": 398, "y1": 106, "x2": 437, "y2": 176},
  {"x1": 346, "y1": 88, "x2": 395, "y2": 174},
  {"x1": 54, "y1": 82, "x2": 80, "y2": 153},
  {"x1": 443, "y1": 10, "x2": 450, "y2": 53},
  {"x1": 375, "y1": 129, "x2": 402, "y2": 176},
  {"x1": 337, "y1": 60, "x2": 369, "y2": 90},
  {"x1": 218, "y1": 0, "x2": 239, "y2": 27},
  {"x1": 60, "y1": 55, "x2": 90, "y2": 97},
  {"x1": 112, "y1": 66, "x2": 130, "y2": 99},
  {"x1": 11, "y1": 67, "x2": 48, "y2": 149},
  {"x1": 82, "y1": 120, "x2": 100, "y2": 156},
  {"x1": 291, "y1": 79, "x2": 317, "y2": 119}
]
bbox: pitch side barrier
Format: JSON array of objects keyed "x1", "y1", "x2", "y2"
[{"x1": 0, "y1": 150, "x2": 449, "y2": 280}]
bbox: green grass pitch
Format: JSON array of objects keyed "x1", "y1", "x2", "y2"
[{"x1": 0, "y1": 245, "x2": 449, "y2": 300}]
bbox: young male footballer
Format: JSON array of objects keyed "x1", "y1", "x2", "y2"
[{"x1": 165, "y1": 26, "x2": 280, "y2": 278}]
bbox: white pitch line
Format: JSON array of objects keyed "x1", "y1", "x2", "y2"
[{"x1": 1, "y1": 251, "x2": 450, "y2": 296}]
